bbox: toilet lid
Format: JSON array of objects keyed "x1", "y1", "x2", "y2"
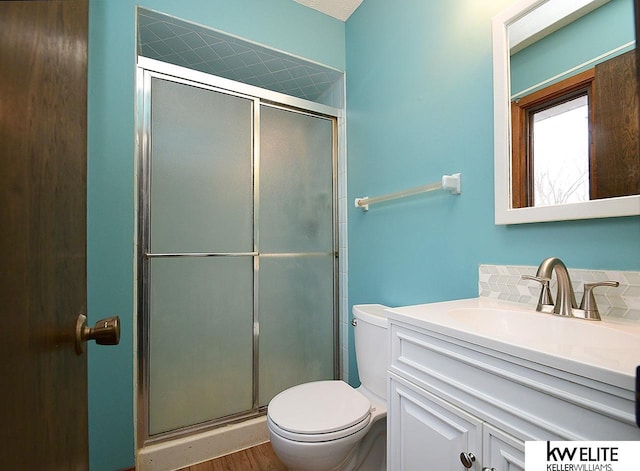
[{"x1": 268, "y1": 380, "x2": 371, "y2": 435}]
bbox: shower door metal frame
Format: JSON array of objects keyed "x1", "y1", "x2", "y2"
[{"x1": 136, "y1": 57, "x2": 341, "y2": 447}]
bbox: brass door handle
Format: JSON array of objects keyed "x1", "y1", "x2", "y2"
[{"x1": 75, "y1": 314, "x2": 120, "y2": 354}]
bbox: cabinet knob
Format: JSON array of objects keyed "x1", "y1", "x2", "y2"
[
  {"x1": 460, "y1": 452, "x2": 476, "y2": 468},
  {"x1": 483, "y1": 468, "x2": 497, "y2": 471}
]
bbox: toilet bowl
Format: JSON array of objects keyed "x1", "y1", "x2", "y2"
[{"x1": 267, "y1": 304, "x2": 389, "y2": 471}]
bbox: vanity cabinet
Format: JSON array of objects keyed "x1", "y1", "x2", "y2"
[
  {"x1": 388, "y1": 374, "x2": 483, "y2": 470},
  {"x1": 483, "y1": 423, "x2": 525, "y2": 471},
  {"x1": 389, "y1": 374, "x2": 524, "y2": 471},
  {"x1": 387, "y1": 314, "x2": 640, "y2": 470}
]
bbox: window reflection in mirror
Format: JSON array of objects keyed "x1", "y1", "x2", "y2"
[
  {"x1": 508, "y1": 0, "x2": 638, "y2": 210},
  {"x1": 531, "y1": 94, "x2": 590, "y2": 206}
]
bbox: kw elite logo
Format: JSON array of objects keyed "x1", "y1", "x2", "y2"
[
  {"x1": 525, "y1": 441, "x2": 640, "y2": 471},
  {"x1": 545, "y1": 442, "x2": 617, "y2": 471}
]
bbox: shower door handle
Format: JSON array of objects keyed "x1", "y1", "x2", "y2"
[{"x1": 75, "y1": 313, "x2": 120, "y2": 354}]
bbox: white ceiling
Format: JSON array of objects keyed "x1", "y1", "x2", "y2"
[{"x1": 293, "y1": 0, "x2": 364, "y2": 21}]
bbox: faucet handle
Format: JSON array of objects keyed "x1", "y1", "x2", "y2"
[
  {"x1": 521, "y1": 275, "x2": 554, "y2": 313},
  {"x1": 577, "y1": 280, "x2": 620, "y2": 320}
]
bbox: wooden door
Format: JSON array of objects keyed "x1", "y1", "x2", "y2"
[
  {"x1": 591, "y1": 50, "x2": 639, "y2": 199},
  {"x1": 0, "y1": 0, "x2": 89, "y2": 468}
]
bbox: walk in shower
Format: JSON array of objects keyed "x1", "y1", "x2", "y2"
[{"x1": 136, "y1": 56, "x2": 341, "y2": 444}]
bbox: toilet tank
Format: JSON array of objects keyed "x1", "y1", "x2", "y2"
[{"x1": 352, "y1": 304, "x2": 389, "y2": 401}]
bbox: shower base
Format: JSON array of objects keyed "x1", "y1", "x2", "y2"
[{"x1": 137, "y1": 416, "x2": 269, "y2": 471}]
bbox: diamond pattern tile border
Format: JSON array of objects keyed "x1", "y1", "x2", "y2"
[
  {"x1": 137, "y1": 8, "x2": 343, "y2": 104},
  {"x1": 479, "y1": 264, "x2": 640, "y2": 320}
]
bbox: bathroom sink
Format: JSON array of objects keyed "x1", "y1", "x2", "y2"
[
  {"x1": 447, "y1": 307, "x2": 640, "y2": 350},
  {"x1": 387, "y1": 297, "x2": 640, "y2": 389}
]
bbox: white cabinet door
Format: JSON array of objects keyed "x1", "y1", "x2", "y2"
[
  {"x1": 389, "y1": 375, "x2": 483, "y2": 470},
  {"x1": 483, "y1": 423, "x2": 525, "y2": 471}
]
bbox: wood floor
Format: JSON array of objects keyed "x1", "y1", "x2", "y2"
[{"x1": 177, "y1": 442, "x2": 287, "y2": 471}]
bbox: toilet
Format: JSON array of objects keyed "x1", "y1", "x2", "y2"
[{"x1": 267, "y1": 304, "x2": 389, "y2": 471}]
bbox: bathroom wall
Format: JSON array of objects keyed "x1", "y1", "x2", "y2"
[
  {"x1": 345, "y1": 0, "x2": 640, "y2": 384},
  {"x1": 87, "y1": 1, "x2": 344, "y2": 469}
]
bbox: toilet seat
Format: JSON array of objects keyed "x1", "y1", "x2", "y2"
[
  {"x1": 268, "y1": 380, "x2": 372, "y2": 443},
  {"x1": 268, "y1": 414, "x2": 370, "y2": 443}
]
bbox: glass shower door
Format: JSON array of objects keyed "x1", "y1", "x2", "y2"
[
  {"x1": 140, "y1": 70, "x2": 338, "y2": 441},
  {"x1": 146, "y1": 77, "x2": 255, "y2": 435},
  {"x1": 258, "y1": 105, "x2": 336, "y2": 405}
]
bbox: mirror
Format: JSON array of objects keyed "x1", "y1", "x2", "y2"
[{"x1": 493, "y1": 0, "x2": 639, "y2": 224}]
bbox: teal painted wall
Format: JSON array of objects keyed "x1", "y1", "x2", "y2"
[
  {"x1": 345, "y1": 0, "x2": 640, "y2": 385},
  {"x1": 87, "y1": 1, "x2": 344, "y2": 469},
  {"x1": 511, "y1": 0, "x2": 634, "y2": 94}
]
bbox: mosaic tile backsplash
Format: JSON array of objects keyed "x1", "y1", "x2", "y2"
[{"x1": 479, "y1": 264, "x2": 640, "y2": 320}]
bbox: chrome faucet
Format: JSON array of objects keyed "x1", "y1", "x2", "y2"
[
  {"x1": 534, "y1": 257, "x2": 577, "y2": 317},
  {"x1": 522, "y1": 257, "x2": 619, "y2": 321}
]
